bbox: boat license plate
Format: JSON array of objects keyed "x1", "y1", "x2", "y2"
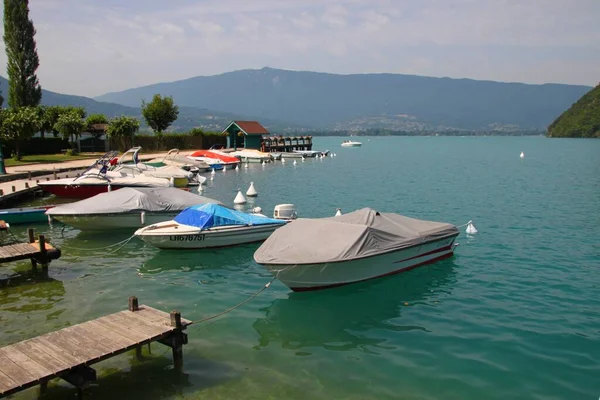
[{"x1": 169, "y1": 234, "x2": 205, "y2": 241}]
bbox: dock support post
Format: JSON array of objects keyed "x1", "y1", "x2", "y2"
[
  {"x1": 128, "y1": 296, "x2": 139, "y2": 311},
  {"x1": 38, "y1": 234, "x2": 48, "y2": 274},
  {"x1": 53, "y1": 168, "x2": 57, "y2": 179},
  {"x1": 28, "y1": 171, "x2": 31, "y2": 180},
  {"x1": 170, "y1": 311, "x2": 184, "y2": 371},
  {"x1": 129, "y1": 297, "x2": 143, "y2": 360}
]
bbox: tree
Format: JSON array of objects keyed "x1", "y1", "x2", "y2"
[
  {"x1": 0, "y1": 106, "x2": 41, "y2": 160},
  {"x1": 107, "y1": 115, "x2": 140, "y2": 151},
  {"x1": 3, "y1": 0, "x2": 42, "y2": 108},
  {"x1": 54, "y1": 110, "x2": 86, "y2": 152},
  {"x1": 141, "y1": 94, "x2": 179, "y2": 135},
  {"x1": 188, "y1": 127, "x2": 205, "y2": 136},
  {"x1": 42, "y1": 105, "x2": 66, "y2": 137}
]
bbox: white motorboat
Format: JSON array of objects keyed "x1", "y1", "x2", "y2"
[
  {"x1": 37, "y1": 151, "x2": 173, "y2": 199},
  {"x1": 229, "y1": 149, "x2": 272, "y2": 163},
  {"x1": 114, "y1": 147, "x2": 203, "y2": 187},
  {"x1": 46, "y1": 187, "x2": 221, "y2": 231},
  {"x1": 280, "y1": 152, "x2": 305, "y2": 159},
  {"x1": 341, "y1": 140, "x2": 362, "y2": 147},
  {"x1": 254, "y1": 208, "x2": 459, "y2": 291},
  {"x1": 135, "y1": 203, "x2": 287, "y2": 249},
  {"x1": 292, "y1": 150, "x2": 320, "y2": 158}
]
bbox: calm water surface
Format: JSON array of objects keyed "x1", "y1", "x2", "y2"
[{"x1": 1, "y1": 136, "x2": 599, "y2": 400}]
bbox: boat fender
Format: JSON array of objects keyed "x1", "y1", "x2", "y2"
[
  {"x1": 141, "y1": 211, "x2": 146, "y2": 225},
  {"x1": 108, "y1": 184, "x2": 112, "y2": 192}
]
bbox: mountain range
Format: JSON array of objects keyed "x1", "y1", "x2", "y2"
[
  {"x1": 0, "y1": 69, "x2": 592, "y2": 133},
  {"x1": 95, "y1": 67, "x2": 591, "y2": 132}
]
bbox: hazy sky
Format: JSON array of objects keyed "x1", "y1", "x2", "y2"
[{"x1": 1, "y1": 0, "x2": 598, "y2": 97}]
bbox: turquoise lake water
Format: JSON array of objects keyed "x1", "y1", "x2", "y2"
[{"x1": 1, "y1": 136, "x2": 599, "y2": 399}]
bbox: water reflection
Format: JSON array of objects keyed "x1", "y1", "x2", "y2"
[
  {"x1": 253, "y1": 262, "x2": 457, "y2": 352},
  {"x1": 139, "y1": 244, "x2": 260, "y2": 275}
]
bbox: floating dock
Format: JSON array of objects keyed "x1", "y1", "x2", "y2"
[{"x1": 0, "y1": 297, "x2": 191, "y2": 399}]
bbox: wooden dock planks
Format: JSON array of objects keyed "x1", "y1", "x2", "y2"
[{"x1": 0, "y1": 302, "x2": 191, "y2": 398}]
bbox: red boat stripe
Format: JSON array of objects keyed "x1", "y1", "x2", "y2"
[{"x1": 290, "y1": 251, "x2": 454, "y2": 292}]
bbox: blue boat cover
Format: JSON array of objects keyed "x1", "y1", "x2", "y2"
[{"x1": 174, "y1": 203, "x2": 285, "y2": 229}]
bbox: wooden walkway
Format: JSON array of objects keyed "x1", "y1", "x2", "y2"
[
  {"x1": 0, "y1": 297, "x2": 191, "y2": 398},
  {"x1": 0, "y1": 227, "x2": 61, "y2": 273}
]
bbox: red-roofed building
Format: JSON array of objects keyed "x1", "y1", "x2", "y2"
[{"x1": 222, "y1": 120, "x2": 269, "y2": 150}]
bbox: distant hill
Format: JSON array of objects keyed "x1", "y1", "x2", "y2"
[
  {"x1": 547, "y1": 84, "x2": 600, "y2": 138},
  {"x1": 95, "y1": 67, "x2": 591, "y2": 131},
  {"x1": 0, "y1": 76, "x2": 297, "y2": 133}
]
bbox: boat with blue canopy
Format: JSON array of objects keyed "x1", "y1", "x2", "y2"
[{"x1": 134, "y1": 203, "x2": 286, "y2": 249}]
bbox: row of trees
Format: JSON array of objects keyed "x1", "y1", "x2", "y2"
[
  {"x1": 0, "y1": 92, "x2": 182, "y2": 159},
  {"x1": 0, "y1": 105, "x2": 141, "y2": 159}
]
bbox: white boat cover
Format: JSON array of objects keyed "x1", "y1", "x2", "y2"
[
  {"x1": 46, "y1": 187, "x2": 222, "y2": 216},
  {"x1": 254, "y1": 208, "x2": 458, "y2": 265}
]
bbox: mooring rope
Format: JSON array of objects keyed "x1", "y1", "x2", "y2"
[
  {"x1": 58, "y1": 234, "x2": 136, "y2": 253},
  {"x1": 188, "y1": 276, "x2": 277, "y2": 329}
]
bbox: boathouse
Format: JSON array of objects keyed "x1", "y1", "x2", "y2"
[{"x1": 223, "y1": 121, "x2": 269, "y2": 150}]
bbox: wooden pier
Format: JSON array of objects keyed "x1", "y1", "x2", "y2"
[
  {"x1": 0, "y1": 227, "x2": 61, "y2": 274},
  {"x1": 0, "y1": 297, "x2": 191, "y2": 399}
]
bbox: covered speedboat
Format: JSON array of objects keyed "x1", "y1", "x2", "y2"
[
  {"x1": 46, "y1": 187, "x2": 221, "y2": 230},
  {"x1": 135, "y1": 203, "x2": 286, "y2": 249},
  {"x1": 147, "y1": 149, "x2": 211, "y2": 173},
  {"x1": 254, "y1": 208, "x2": 459, "y2": 291},
  {"x1": 187, "y1": 150, "x2": 239, "y2": 169}
]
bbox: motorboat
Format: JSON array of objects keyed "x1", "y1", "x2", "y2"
[
  {"x1": 46, "y1": 187, "x2": 221, "y2": 231},
  {"x1": 134, "y1": 203, "x2": 286, "y2": 249},
  {"x1": 187, "y1": 150, "x2": 240, "y2": 169},
  {"x1": 114, "y1": 147, "x2": 204, "y2": 187},
  {"x1": 38, "y1": 152, "x2": 173, "y2": 199},
  {"x1": 254, "y1": 208, "x2": 459, "y2": 291},
  {"x1": 341, "y1": 140, "x2": 362, "y2": 147},
  {"x1": 292, "y1": 150, "x2": 320, "y2": 158},
  {"x1": 280, "y1": 152, "x2": 305, "y2": 159},
  {"x1": 230, "y1": 149, "x2": 272, "y2": 163},
  {"x1": 0, "y1": 205, "x2": 55, "y2": 225},
  {"x1": 147, "y1": 148, "x2": 211, "y2": 173}
]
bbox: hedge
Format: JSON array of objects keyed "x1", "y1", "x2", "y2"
[
  {"x1": 2, "y1": 137, "x2": 70, "y2": 156},
  {"x1": 110, "y1": 134, "x2": 227, "y2": 152}
]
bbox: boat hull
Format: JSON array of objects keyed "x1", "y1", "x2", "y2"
[
  {"x1": 137, "y1": 224, "x2": 283, "y2": 249},
  {"x1": 50, "y1": 212, "x2": 181, "y2": 231},
  {"x1": 262, "y1": 235, "x2": 458, "y2": 291},
  {"x1": 341, "y1": 143, "x2": 362, "y2": 147},
  {"x1": 0, "y1": 206, "x2": 54, "y2": 225}
]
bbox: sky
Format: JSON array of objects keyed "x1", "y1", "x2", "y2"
[{"x1": 0, "y1": 0, "x2": 598, "y2": 97}]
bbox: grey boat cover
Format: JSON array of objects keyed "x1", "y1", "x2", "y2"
[
  {"x1": 254, "y1": 208, "x2": 458, "y2": 265},
  {"x1": 46, "y1": 187, "x2": 222, "y2": 216}
]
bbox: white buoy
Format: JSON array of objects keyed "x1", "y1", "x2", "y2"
[
  {"x1": 520, "y1": 151, "x2": 525, "y2": 159},
  {"x1": 282, "y1": 158, "x2": 286, "y2": 164},
  {"x1": 333, "y1": 153, "x2": 337, "y2": 157},
  {"x1": 252, "y1": 206, "x2": 263, "y2": 213},
  {"x1": 211, "y1": 168, "x2": 216, "y2": 175},
  {"x1": 235, "y1": 164, "x2": 240, "y2": 171},
  {"x1": 335, "y1": 208, "x2": 342, "y2": 217},
  {"x1": 466, "y1": 220, "x2": 478, "y2": 234},
  {"x1": 234, "y1": 190, "x2": 247, "y2": 204},
  {"x1": 244, "y1": 163, "x2": 249, "y2": 169},
  {"x1": 246, "y1": 182, "x2": 258, "y2": 197},
  {"x1": 293, "y1": 160, "x2": 297, "y2": 166},
  {"x1": 223, "y1": 165, "x2": 227, "y2": 172},
  {"x1": 302, "y1": 157, "x2": 305, "y2": 162}
]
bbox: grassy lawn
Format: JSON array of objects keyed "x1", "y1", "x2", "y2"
[{"x1": 4, "y1": 154, "x2": 100, "y2": 167}]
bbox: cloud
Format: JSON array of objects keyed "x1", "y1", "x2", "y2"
[{"x1": 0, "y1": 0, "x2": 595, "y2": 96}]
